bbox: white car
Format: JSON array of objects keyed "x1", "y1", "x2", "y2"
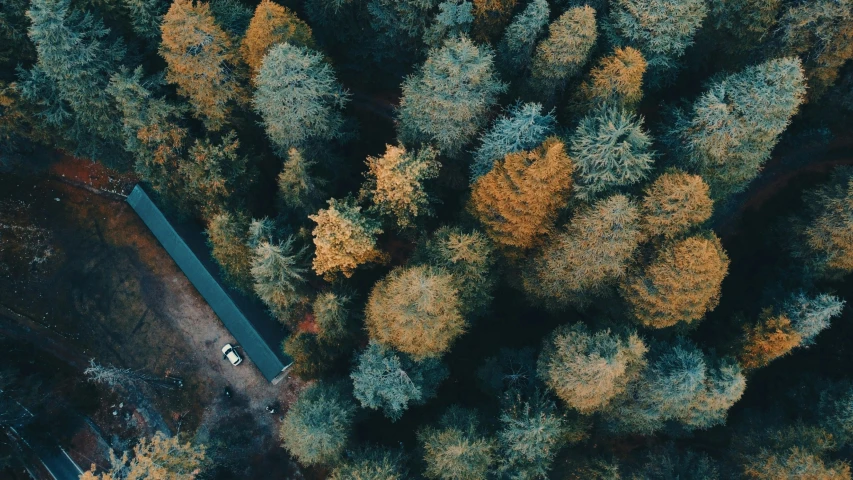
[{"x1": 222, "y1": 344, "x2": 242, "y2": 366}]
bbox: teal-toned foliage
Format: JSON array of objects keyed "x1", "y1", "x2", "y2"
[{"x1": 280, "y1": 381, "x2": 357, "y2": 466}]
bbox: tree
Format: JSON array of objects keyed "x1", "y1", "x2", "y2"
[
  {"x1": 469, "y1": 138, "x2": 574, "y2": 251},
  {"x1": 606, "y1": 0, "x2": 707, "y2": 85},
  {"x1": 537, "y1": 323, "x2": 646, "y2": 414},
  {"x1": 280, "y1": 381, "x2": 356, "y2": 466},
  {"x1": 707, "y1": 0, "x2": 781, "y2": 55},
  {"x1": 122, "y1": 0, "x2": 168, "y2": 41},
  {"x1": 0, "y1": 0, "x2": 34, "y2": 69},
  {"x1": 798, "y1": 168, "x2": 853, "y2": 279},
  {"x1": 529, "y1": 6, "x2": 597, "y2": 102},
  {"x1": 640, "y1": 170, "x2": 713, "y2": 239},
  {"x1": 309, "y1": 197, "x2": 385, "y2": 279},
  {"x1": 470, "y1": 0, "x2": 516, "y2": 41},
  {"x1": 178, "y1": 132, "x2": 249, "y2": 217},
  {"x1": 418, "y1": 406, "x2": 496, "y2": 480},
  {"x1": 81, "y1": 432, "x2": 207, "y2": 480},
  {"x1": 635, "y1": 444, "x2": 720, "y2": 480},
  {"x1": 398, "y1": 36, "x2": 505, "y2": 155},
  {"x1": 253, "y1": 43, "x2": 349, "y2": 152},
  {"x1": 496, "y1": 0, "x2": 549, "y2": 75},
  {"x1": 277, "y1": 147, "x2": 326, "y2": 211},
  {"x1": 18, "y1": 0, "x2": 126, "y2": 163},
  {"x1": 779, "y1": 0, "x2": 853, "y2": 101},
  {"x1": 669, "y1": 57, "x2": 806, "y2": 199},
  {"x1": 820, "y1": 381, "x2": 853, "y2": 448},
  {"x1": 784, "y1": 292, "x2": 845, "y2": 345},
  {"x1": 739, "y1": 309, "x2": 802, "y2": 371},
  {"x1": 330, "y1": 448, "x2": 407, "y2": 480},
  {"x1": 737, "y1": 423, "x2": 851, "y2": 480},
  {"x1": 360, "y1": 144, "x2": 440, "y2": 228},
  {"x1": 570, "y1": 106, "x2": 655, "y2": 200},
  {"x1": 423, "y1": 0, "x2": 474, "y2": 49},
  {"x1": 621, "y1": 234, "x2": 729, "y2": 329},
  {"x1": 575, "y1": 46, "x2": 646, "y2": 113},
  {"x1": 313, "y1": 291, "x2": 353, "y2": 344},
  {"x1": 365, "y1": 265, "x2": 465, "y2": 359},
  {"x1": 159, "y1": 0, "x2": 242, "y2": 131},
  {"x1": 283, "y1": 332, "x2": 330, "y2": 380},
  {"x1": 413, "y1": 226, "x2": 497, "y2": 316},
  {"x1": 477, "y1": 347, "x2": 538, "y2": 395},
  {"x1": 241, "y1": 0, "x2": 314, "y2": 76},
  {"x1": 524, "y1": 194, "x2": 642, "y2": 308},
  {"x1": 351, "y1": 341, "x2": 448, "y2": 421},
  {"x1": 367, "y1": 0, "x2": 443, "y2": 58},
  {"x1": 470, "y1": 102, "x2": 556, "y2": 181},
  {"x1": 209, "y1": 0, "x2": 252, "y2": 36},
  {"x1": 206, "y1": 210, "x2": 253, "y2": 291},
  {"x1": 251, "y1": 235, "x2": 309, "y2": 318}
]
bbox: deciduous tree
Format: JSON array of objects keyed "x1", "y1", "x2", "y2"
[
  {"x1": 737, "y1": 423, "x2": 851, "y2": 480},
  {"x1": 330, "y1": 447, "x2": 407, "y2": 480},
  {"x1": 206, "y1": 210, "x2": 253, "y2": 291},
  {"x1": 418, "y1": 406, "x2": 497, "y2": 480},
  {"x1": 798, "y1": 168, "x2": 853, "y2": 279},
  {"x1": 739, "y1": 309, "x2": 802, "y2": 371},
  {"x1": 640, "y1": 170, "x2": 713, "y2": 239},
  {"x1": 575, "y1": 46, "x2": 646, "y2": 114},
  {"x1": 309, "y1": 197, "x2": 385, "y2": 279},
  {"x1": 470, "y1": 0, "x2": 516, "y2": 42},
  {"x1": 178, "y1": 132, "x2": 249, "y2": 217},
  {"x1": 280, "y1": 381, "x2": 356, "y2": 466},
  {"x1": 529, "y1": 6, "x2": 597, "y2": 102},
  {"x1": 241, "y1": 0, "x2": 314, "y2": 76},
  {"x1": 81, "y1": 432, "x2": 207, "y2": 480}
]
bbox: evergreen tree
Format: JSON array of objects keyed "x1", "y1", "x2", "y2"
[
  {"x1": 309, "y1": 197, "x2": 385, "y2": 279},
  {"x1": 80, "y1": 432, "x2": 207, "y2": 480},
  {"x1": 469, "y1": 138, "x2": 574, "y2": 251},
  {"x1": 280, "y1": 381, "x2": 356, "y2": 466},
  {"x1": 159, "y1": 0, "x2": 242, "y2": 131},
  {"x1": 640, "y1": 170, "x2": 713, "y2": 239},
  {"x1": 0, "y1": 0, "x2": 34, "y2": 69},
  {"x1": 477, "y1": 347, "x2": 538, "y2": 395},
  {"x1": 570, "y1": 106, "x2": 655, "y2": 200},
  {"x1": 635, "y1": 444, "x2": 720, "y2": 480},
  {"x1": 209, "y1": 0, "x2": 252, "y2": 37},
  {"x1": 283, "y1": 331, "x2": 330, "y2": 380},
  {"x1": 253, "y1": 43, "x2": 349, "y2": 152},
  {"x1": 606, "y1": 0, "x2": 707, "y2": 85},
  {"x1": 575, "y1": 46, "x2": 647, "y2": 115},
  {"x1": 418, "y1": 406, "x2": 497, "y2": 480},
  {"x1": 737, "y1": 423, "x2": 851, "y2": 480},
  {"x1": 368, "y1": 0, "x2": 442, "y2": 58},
  {"x1": 330, "y1": 448, "x2": 407, "y2": 480},
  {"x1": 496, "y1": 0, "x2": 549, "y2": 75},
  {"x1": 413, "y1": 226, "x2": 497, "y2": 317},
  {"x1": 241, "y1": 0, "x2": 314, "y2": 76},
  {"x1": 621, "y1": 234, "x2": 729, "y2": 329},
  {"x1": 820, "y1": 381, "x2": 853, "y2": 448},
  {"x1": 529, "y1": 6, "x2": 597, "y2": 103},
  {"x1": 365, "y1": 265, "x2": 465, "y2": 360},
  {"x1": 251, "y1": 235, "x2": 309, "y2": 318},
  {"x1": 313, "y1": 291, "x2": 353, "y2": 344},
  {"x1": 470, "y1": 0, "x2": 517, "y2": 42},
  {"x1": 739, "y1": 309, "x2": 802, "y2": 371},
  {"x1": 178, "y1": 132, "x2": 249, "y2": 217},
  {"x1": 708, "y1": 0, "x2": 781, "y2": 55},
  {"x1": 784, "y1": 292, "x2": 845, "y2": 345},
  {"x1": 360, "y1": 144, "x2": 440, "y2": 229},
  {"x1": 470, "y1": 102, "x2": 556, "y2": 181},
  {"x1": 524, "y1": 194, "x2": 642, "y2": 308},
  {"x1": 537, "y1": 323, "x2": 647, "y2": 414},
  {"x1": 18, "y1": 0, "x2": 126, "y2": 163},
  {"x1": 277, "y1": 147, "x2": 326, "y2": 212},
  {"x1": 798, "y1": 168, "x2": 853, "y2": 279},
  {"x1": 423, "y1": 0, "x2": 474, "y2": 49},
  {"x1": 398, "y1": 36, "x2": 505, "y2": 155},
  {"x1": 122, "y1": 0, "x2": 168, "y2": 41},
  {"x1": 669, "y1": 57, "x2": 806, "y2": 199},
  {"x1": 351, "y1": 341, "x2": 449, "y2": 421},
  {"x1": 206, "y1": 210, "x2": 253, "y2": 291}
]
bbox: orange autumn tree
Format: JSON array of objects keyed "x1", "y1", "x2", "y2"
[
  {"x1": 240, "y1": 0, "x2": 314, "y2": 77},
  {"x1": 160, "y1": 0, "x2": 242, "y2": 130},
  {"x1": 576, "y1": 46, "x2": 647, "y2": 112},
  {"x1": 471, "y1": 0, "x2": 517, "y2": 41},
  {"x1": 309, "y1": 197, "x2": 386, "y2": 279},
  {"x1": 739, "y1": 309, "x2": 803, "y2": 370},
  {"x1": 640, "y1": 170, "x2": 713, "y2": 239},
  {"x1": 468, "y1": 137, "x2": 574, "y2": 251},
  {"x1": 621, "y1": 234, "x2": 729, "y2": 329}
]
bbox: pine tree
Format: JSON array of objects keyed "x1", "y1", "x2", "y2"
[
  {"x1": 283, "y1": 331, "x2": 329, "y2": 380},
  {"x1": 351, "y1": 341, "x2": 449, "y2": 421},
  {"x1": 209, "y1": 0, "x2": 252, "y2": 37},
  {"x1": 122, "y1": 0, "x2": 168, "y2": 41},
  {"x1": 206, "y1": 210, "x2": 253, "y2": 291},
  {"x1": 496, "y1": 0, "x2": 549, "y2": 75},
  {"x1": 570, "y1": 106, "x2": 655, "y2": 200},
  {"x1": 253, "y1": 43, "x2": 349, "y2": 152},
  {"x1": 277, "y1": 147, "x2": 326, "y2": 212},
  {"x1": 635, "y1": 444, "x2": 720, "y2": 480},
  {"x1": 251, "y1": 235, "x2": 309, "y2": 318},
  {"x1": 640, "y1": 170, "x2": 713, "y2": 239},
  {"x1": 418, "y1": 406, "x2": 497, "y2": 480},
  {"x1": 398, "y1": 36, "x2": 505, "y2": 155},
  {"x1": 80, "y1": 432, "x2": 207, "y2": 480},
  {"x1": 18, "y1": 0, "x2": 126, "y2": 163},
  {"x1": 529, "y1": 6, "x2": 597, "y2": 103},
  {"x1": 0, "y1": 0, "x2": 34, "y2": 68},
  {"x1": 368, "y1": 0, "x2": 443, "y2": 58},
  {"x1": 470, "y1": 0, "x2": 517, "y2": 42},
  {"x1": 606, "y1": 0, "x2": 707, "y2": 85},
  {"x1": 819, "y1": 381, "x2": 853, "y2": 448},
  {"x1": 360, "y1": 144, "x2": 441, "y2": 228},
  {"x1": 241, "y1": 0, "x2": 314, "y2": 76},
  {"x1": 798, "y1": 168, "x2": 853, "y2": 279},
  {"x1": 537, "y1": 323, "x2": 647, "y2": 414},
  {"x1": 470, "y1": 102, "x2": 556, "y2": 181},
  {"x1": 469, "y1": 138, "x2": 574, "y2": 251},
  {"x1": 779, "y1": 0, "x2": 853, "y2": 101},
  {"x1": 413, "y1": 226, "x2": 497, "y2": 317},
  {"x1": 280, "y1": 381, "x2": 356, "y2": 466},
  {"x1": 365, "y1": 265, "x2": 465, "y2": 360},
  {"x1": 621, "y1": 234, "x2": 729, "y2": 329},
  {"x1": 330, "y1": 448, "x2": 407, "y2": 480},
  {"x1": 313, "y1": 291, "x2": 353, "y2": 344},
  {"x1": 739, "y1": 309, "x2": 802, "y2": 371},
  {"x1": 669, "y1": 57, "x2": 806, "y2": 199},
  {"x1": 784, "y1": 292, "x2": 845, "y2": 345},
  {"x1": 178, "y1": 132, "x2": 249, "y2": 217},
  {"x1": 309, "y1": 197, "x2": 385, "y2": 279},
  {"x1": 708, "y1": 0, "x2": 781, "y2": 55},
  {"x1": 524, "y1": 194, "x2": 642, "y2": 308},
  {"x1": 575, "y1": 46, "x2": 647, "y2": 114},
  {"x1": 159, "y1": 0, "x2": 242, "y2": 131},
  {"x1": 423, "y1": 0, "x2": 474, "y2": 49}
]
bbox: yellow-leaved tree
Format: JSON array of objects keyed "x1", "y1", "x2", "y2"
[
  {"x1": 80, "y1": 431, "x2": 207, "y2": 479},
  {"x1": 640, "y1": 170, "x2": 713, "y2": 239},
  {"x1": 575, "y1": 46, "x2": 647, "y2": 112},
  {"x1": 309, "y1": 197, "x2": 386, "y2": 279},
  {"x1": 240, "y1": 0, "x2": 314, "y2": 77}
]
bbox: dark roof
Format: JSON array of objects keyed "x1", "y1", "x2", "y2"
[{"x1": 127, "y1": 185, "x2": 291, "y2": 382}]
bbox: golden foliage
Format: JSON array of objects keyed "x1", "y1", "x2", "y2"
[
  {"x1": 468, "y1": 137, "x2": 574, "y2": 251},
  {"x1": 471, "y1": 0, "x2": 518, "y2": 41},
  {"x1": 739, "y1": 310, "x2": 802, "y2": 370},
  {"x1": 365, "y1": 265, "x2": 465, "y2": 360},
  {"x1": 362, "y1": 144, "x2": 440, "y2": 229},
  {"x1": 309, "y1": 198, "x2": 386, "y2": 279},
  {"x1": 805, "y1": 176, "x2": 853, "y2": 276},
  {"x1": 640, "y1": 170, "x2": 713, "y2": 239},
  {"x1": 576, "y1": 46, "x2": 646, "y2": 110},
  {"x1": 240, "y1": 0, "x2": 314, "y2": 77},
  {"x1": 622, "y1": 235, "x2": 729, "y2": 328},
  {"x1": 160, "y1": 0, "x2": 243, "y2": 130},
  {"x1": 81, "y1": 432, "x2": 206, "y2": 480}
]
